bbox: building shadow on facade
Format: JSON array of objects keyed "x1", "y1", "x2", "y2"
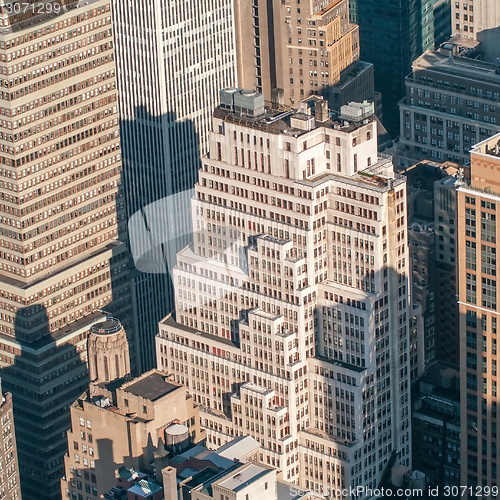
[
  {"x1": 352, "y1": 0, "x2": 427, "y2": 138},
  {"x1": 120, "y1": 109, "x2": 202, "y2": 373},
  {"x1": 4, "y1": 306, "x2": 89, "y2": 500}
]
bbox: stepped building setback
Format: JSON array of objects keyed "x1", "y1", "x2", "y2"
[{"x1": 156, "y1": 90, "x2": 412, "y2": 498}]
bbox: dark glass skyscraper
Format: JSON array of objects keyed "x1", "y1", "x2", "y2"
[{"x1": 349, "y1": 0, "x2": 450, "y2": 136}]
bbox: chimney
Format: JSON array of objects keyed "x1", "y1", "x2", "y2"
[
  {"x1": 315, "y1": 99, "x2": 329, "y2": 122},
  {"x1": 162, "y1": 466, "x2": 177, "y2": 500},
  {"x1": 271, "y1": 88, "x2": 285, "y2": 107}
]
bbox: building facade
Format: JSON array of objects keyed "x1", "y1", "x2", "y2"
[
  {"x1": 409, "y1": 221, "x2": 435, "y2": 373},
  {"x1": 411, "y1": 362, "x2": 461, "y2": 490},
  {"x1": 111, "y1": 0, "x2": 239, "y2": 371},
  {"x1": 434, "y1": 171, "x2": 460, "y2": 365},
  {"x1": 398, "y1": 46, "x2": 500, "y2": 170},
  {"x1": 0, "y1": 0, "x2": 133, "y2": 497},
  {"x1": 349, "y1": 0, "x2": 450, "y2": 136},
  {"x1": 235, "y1": 0, "x2": 375, "y2": 110},
  {"x1": 0, "y1": 381, "x2": 21, "y2": 500},
  {"x1": 457, "y1": 134, "x2": 500, "y2": 491},
  {"x1": 454, "y1": 0, "x2": 500, "y2": 63},
  {"x1": 156, "y1": 92, "x2": 412, "y2": 498}
]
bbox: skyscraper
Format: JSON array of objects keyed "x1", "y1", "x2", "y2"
[
  {"x1": 457, "y1": 134, "x2": 500, "y2": 490},
  {"x1": 236, "y1": 0, "x2": 375, "y2": 110},
  {"x1": 157, "y1": 92, "x2": 412, "y2": 495},
  {"x1": 0, "y1": 0, "x2": 132, "y2": 497},
  {"x1": 350, "y1": 0, "x2": 451, "y2": 136},
  {"x1": 111, "y1": 0, "x2": 239, "y2": 371}
]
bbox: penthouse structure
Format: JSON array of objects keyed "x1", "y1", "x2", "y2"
[{"x1": 156, "y1": 90, "x2": 412, "y2": 498}]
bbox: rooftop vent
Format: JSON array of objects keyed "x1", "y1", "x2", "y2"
[
  {"x1": 290, "y1": 113, "x2": 315, "y2": 131},
  {"x1": 339, "y1": 101, "x2": 374, "y2": 123},
  {"x1": 219, "y1": 88, "x2": 265, "y2": 117}
]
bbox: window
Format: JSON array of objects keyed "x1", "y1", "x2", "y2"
[{"x1": 481, "y1": 212, "x2": 496, "y2": 243}]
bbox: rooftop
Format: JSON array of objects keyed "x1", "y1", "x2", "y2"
[
  {"x1": 216, "y1": 463, "x2": 272, "y2": 492},
  {"x1": 0, "y1": 0, "x2": 104, "y2": 35},
  {"x1": 299, "y1": 157, "x2": 405, "y2": 194},
  {"x1": 411, "y1": 50, "x2": 500, "y2": 86},
  {"x1": 240, "y1": 382, "x2": 273, "y2": 396},
  {"x1": 127, "y1": 479, "x2": 162, "y2": 497},
  {"x1": 160, "y1": 314, "x2": 237, "y2": 348},
  {"x1": 213, "y1": 101, "x2": 375, "y2": 138},
  {"x1": 90, "y1": 318, "x2": 122, "y2": 336},
  {"x1": 122, "y1": 371, "x2": 180, "y2": 401},
  {"x1": 470, "y1": 133, "x2": 500, "y2": 158},
  {"x1": 216, "y1": 436, "x2": 260, "y2": 461}
]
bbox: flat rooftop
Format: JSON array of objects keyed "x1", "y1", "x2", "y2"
[
  {"x1": 123, "y1": 371, "x2": 180, "y2": 401},
  {"x1": 213, "y1": 102, "x2": 375, "y2": 138},
  {"x1": 217, "y1": 463, "x2": 271, "y2": 492},
  {"x1": 411, "y1": 50, "x2": 500, "y2": 87},
  {"x1": 216, "y1": 435, "x2": 260, "y2": 460},
  {"x1": 160, "y1": 314, "x2": 236, "y2": 348}
]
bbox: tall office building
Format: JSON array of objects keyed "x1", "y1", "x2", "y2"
[
  {"x1": 0, "y1": 380, "x2": 21, "y2": 500},
  {"x1": 157, "y1": 91, "x2": 412, "y2": 496},
  {"x1": 397, "y1": 44, "x2": 500, "y2": 170},
  {"x1": 457, "y1": 135, "x2": 500, "y2": 490},
  {"x1": 111, "y1": 0, "x2": 239, "y2": 372},
  {"x1": 0, "y1": 0, "x2": 132, "y2": 497},
  {"x1": 349, "y1": 0, "x2": 451, "y2": 136},
  {"x1": 236, "y1": 0, "x2": 375, "y2": 110}
]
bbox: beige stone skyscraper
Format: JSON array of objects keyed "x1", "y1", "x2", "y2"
[
  {"x1": 157, "y1": 92, "x2": 412, "y2": 497},
  {"x1": 457, "y1": 135, "x2": 500, "y2": 489},
  {"x1": 235, "y1": 0, "x2": 373, "y2": 108},
  {"x1": 0, "y1": 0, "x2": 132, "y2": 498}
]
